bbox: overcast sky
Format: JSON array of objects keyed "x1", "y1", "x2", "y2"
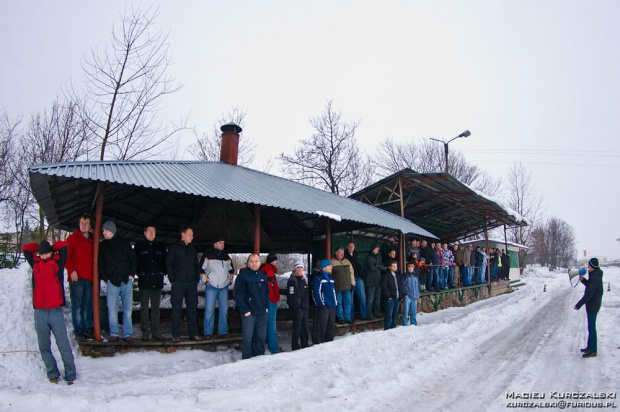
[{"x1": 2, "y1": 1, "x2": 619, "y2": 259}]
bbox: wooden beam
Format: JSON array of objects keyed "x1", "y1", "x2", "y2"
[
  {"x1": 325, "y1": 218, "x2": 331, "y2": 260},
  {"x1": 92, "y1": 182, "x2": 105, "y2": 342},
  {"x1": 253, "y1": 205, "x2": 261, "y2": 254}
]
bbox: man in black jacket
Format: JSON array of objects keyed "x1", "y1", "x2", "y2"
[
  {"x1": 575, "y1": 257, "x2": 604, "y2": 358},
  {"x1": 234, "y1": 253, "x2": 269, "y2": 359},
  {"x1": 366, "y1": 244, "x2": 385, "y2": 319},
  {"x1": 98, "y1": 220, "x2": 137, "y2": 343},
  {"x1": 287, "y1": 261, "x2": 309, "y2": 350},
  {"x1": 135, "y1": 225, "x2": 167, "y2": 340},
  {"x1": 166, "y1": 226, "x2": 204, "y2": 343},
  {"x1": 345, "y1": 241, "x2": 368, "y2": 321},
  {"x1": 420, "y1": 240, "x2": 437, "y2": 291},
  {"x1": 381, "y1": 261, "x2": 405, "y2": 330}
]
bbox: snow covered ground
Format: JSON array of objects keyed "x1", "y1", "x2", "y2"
[{"x1": 0, "y1": 264, "x2": 617, "y2": 411}]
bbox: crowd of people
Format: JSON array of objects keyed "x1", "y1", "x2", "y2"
[
  {"x1": 21, "y1": 214, "x2": 517, "y2": 382},
  {"x1": 409, "y1": 238, "x2": 511, "y2": 292}
]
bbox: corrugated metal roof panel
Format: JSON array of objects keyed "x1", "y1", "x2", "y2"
[{"x1": 28, "y1": 160, "x2": 436, "y2": 238}]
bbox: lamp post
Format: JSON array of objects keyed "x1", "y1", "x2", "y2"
[{"x1": 430, "y1": 130, "x2": 471, "y2": 173}]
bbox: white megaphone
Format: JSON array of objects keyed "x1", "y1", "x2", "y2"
[{"x1": 568, "y1": 268, "x2": 586, "y2": 287}]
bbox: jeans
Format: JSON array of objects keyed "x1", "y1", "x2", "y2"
[
  {"x1": 426, "y1": 266, "x2": 438, "y2": 291},
  {"x1": 204, "y1": 285, "x2": 229, "y2": 335},
  {"x1": 335, "y1": 290, "x2": 352, "y2": 321},
  {"x1": 171, "y1": 281, "x2": 198, "y2": 339},
  {"x1": 70, "y1": 278, "x2": 93, "y2": 334},
  {"x1": 139, "y1": 288, "x2": 161, "y2": 337},
  {"x1": 351, "y1": 277, "x2": 368, "y2": 319},
  {"x1": 448, "y1": 266, "x2": 455, "y2": 288},
  {"x1": 480, "y1": 264, "x2": 487, "y2": 283},
  {"x1": 291, "y1": 309, "x2": 309, "y2": 350},
  {"x1": 587, "y1": 312, "x2": 598, "y2": 353},
  {"x1": 463, "y1": 267, "x2": 472, "y2": 285},
  {"x1": 241, "y1": 313, "x2": 267, "y2": 359},
  {"x1": 34, "y1": 308, "x2": 77, "y2": 381},
  {"x1": 491, "y1": 264, "x2": 498, "y2": 281},
  {"x1": 440, "y1": 267, "x2": 449, "y2": 289},
  {"x1": 106, "y1": 280, "x2": 133, "y2": 337},
  {"x1": 402, "y1": 296, "x2": 418, "y2": 326},
  {"x1": 366, "y1": 286, "x2": 381, "y2": 318},
  {"x1": 384, "y1": 299, "x2": 399, "y2": 330},
  {"x1": 315, "y1": 306, "x2": 336, "y2": 343},
  {"x1": 475, "y1": 267, "x2": 483, "y2": 284},
  {"x1": 267, "y1": 301, "x2": 279, "y2": 353}
]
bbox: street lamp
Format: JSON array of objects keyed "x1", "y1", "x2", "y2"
[{"x1": 430, "y1": 130, "x2": 471, "y2": 173}]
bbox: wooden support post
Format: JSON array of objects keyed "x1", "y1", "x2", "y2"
[
  {"x1": 483, "y1": 212, "x2": 490, "y2": 292},
  {"x1": 253, "y1": 205, "x2": 261, "y2": 254},
  {"x1": 398, "y1": 176, "x2": 406, "y2": 270},
  {"x1": 399, "y1": 232, "x2": 405, "y2": 272},
  {"x1": 92, "y1": 182, "x2": 105, "y2": 342},
  {"x1": 325, "y1": 218, "x2": 331, "y2": 260}
]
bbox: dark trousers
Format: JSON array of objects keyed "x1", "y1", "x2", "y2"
[
  {"x1": 366, "y1": 286, "x2": 381, "y2": 318},
  {"x1": 70, "y1": 278, "x2": 93, "y2": 335},
  {"x1": 384, "y1": 298, "x2": 400, "y2": 330},
  {"x1": 291, "y1": 309, "x2": 309, "y2": 350},
  {"x1": 241, "y1": 313, "x2": 267, "y2": 359},
  {"x1": 587, "y1": 311, "x2": 598, "y2": 353},
  {"x1": 140, "y1": 288, "x2": 162, "y2": 338},
  {"x1": 315, "y1": 306, "x2": 336, "y2": 344},
  {"x1": 171, "y1": 281, "x2": 198, "y2": 339}
]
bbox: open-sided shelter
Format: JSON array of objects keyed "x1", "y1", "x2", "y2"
[
  {"x1": 28, "y1": 124, "x2": 436, "y2": 340},
  {"x1": 349, "y1": 168, "x2": 528, "y2": 242}
]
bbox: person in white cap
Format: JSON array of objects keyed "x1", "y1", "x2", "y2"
[{"x1": 287, "y1": 261, "x2": 309, "y2": 350}]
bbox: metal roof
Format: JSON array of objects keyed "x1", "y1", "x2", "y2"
[
  {"x1": 350, "y1": 168, "x2": 528, "y2": 242},
  {"x1": 29, "y1": 160, "x2": 436, "y2": 251}
]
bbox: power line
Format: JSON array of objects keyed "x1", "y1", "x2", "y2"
[
  {"x1": 463, "y1": 149, "x2": 620, "y2": 158},
  {"x1": 470, "y1": 159, "x2": 620, "y2": 168}
]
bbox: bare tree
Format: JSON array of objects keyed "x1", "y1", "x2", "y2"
[
  {"x1": 26, "y1": 98, "x2": 91, "y2": 164},
  {"x1": 24, "y1": 98, "x2": 92, "y2": 238},
  {"x1": 279, "y1": 100, "x2": 371, "y2": 196},
  {"x1": 504, "y1": 163, "x2": 544, "y2": 274},
  {"x1": 371, "y1": 138, "x2": 502, "y2": 196},
  {"x1": 531, "y1": 217, "x2": 575, "y2": 268},
  {"x1": 79, "y1": 7, "x2": 184, "y2": 160},
  {"x1": 186, "y1": 106, "x2": 257, "y2": 166},
  {"x1": 0, "y1": 111, "x2": 19, "y2": 205}
]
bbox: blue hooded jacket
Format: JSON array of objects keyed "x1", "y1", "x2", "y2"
[{"x1": 312, "y1": 270, "x2": 337, "y2": 308}]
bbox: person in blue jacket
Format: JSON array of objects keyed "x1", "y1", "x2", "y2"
[
  {"x1": 312, "y1": 259, "x2": 337, "y2": 344},
  {"x1": 234, "y1": 253, "x2": 269, "y2": 359},
  {"x1": 402, "y1": 257, "x2": 421, "y2": 326}
]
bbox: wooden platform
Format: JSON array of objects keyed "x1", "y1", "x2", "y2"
[{"x1": 79, "y1": 335, "x2": 242, "y2": 357}]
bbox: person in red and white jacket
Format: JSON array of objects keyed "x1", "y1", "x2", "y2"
[
  {"x1": 22, "y1": 240, "x2": 77, "y2": 385},
  {"x1": 260, "y1": 253, "x2": 281, "y2": 354}
]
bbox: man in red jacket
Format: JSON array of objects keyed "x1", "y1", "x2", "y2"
[
  {"x1": 65, "y1": 213, "x2": 95, "y2": 340},
  {"x1": 23, "y1": 240, "x2": 77, "y2": 385}
]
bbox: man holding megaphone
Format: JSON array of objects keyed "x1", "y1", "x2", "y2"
[{"x1": 573, "y1": 258, "x2": 604, "y2": 358}]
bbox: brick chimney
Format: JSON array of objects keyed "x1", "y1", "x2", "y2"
[{"x1": 219, "y1": 122, "x2": 243, "y2": 165}]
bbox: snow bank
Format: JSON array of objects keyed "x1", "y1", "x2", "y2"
[{"x1": 0, "y1": 264, "x2": 616, "y2": 411}]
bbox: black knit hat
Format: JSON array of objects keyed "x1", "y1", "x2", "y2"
[
  {"x1": 38, "y1": 240, "x2": 52, "y2": 255},
  {"x1": 266, "y1": 253, "x2": 278, "y2": 264},
  {"x1": 588, "y1": 257, "x2": 599, "y2": 268}
]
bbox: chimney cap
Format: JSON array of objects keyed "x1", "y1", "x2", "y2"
[{"x1": 220, "y1": 122, "x2": 243, "y2": 134}]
